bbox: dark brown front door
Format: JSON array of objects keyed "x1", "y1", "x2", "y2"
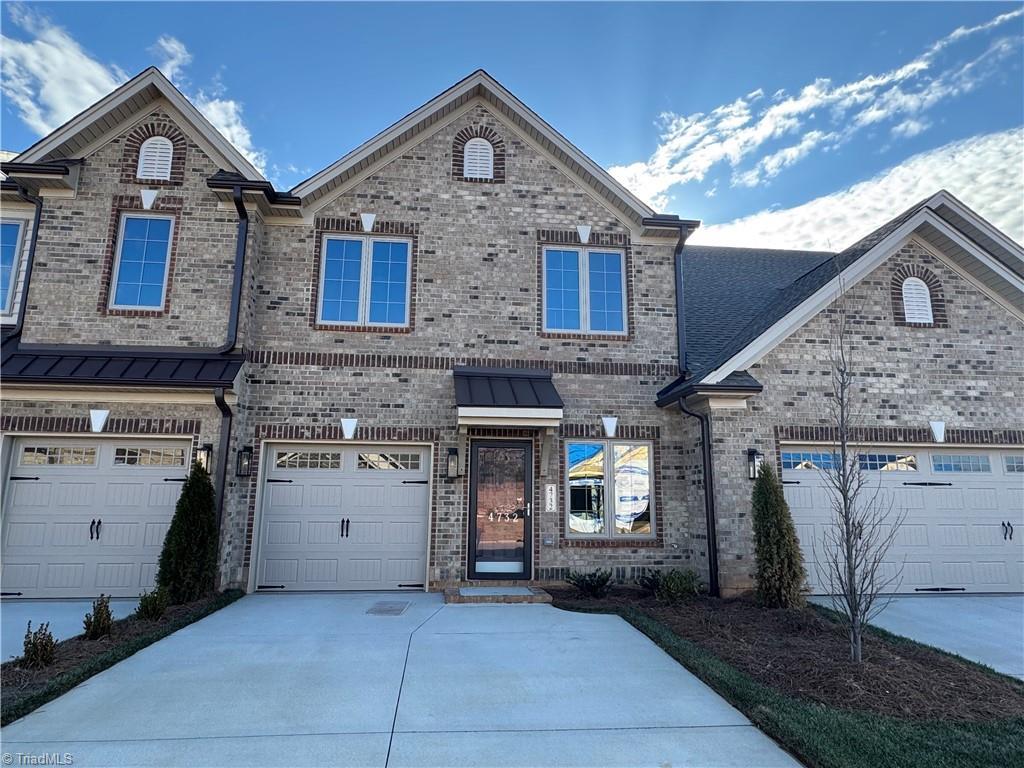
[{"x1": 468, "y1": 441, "x2": 532, "y2": 579}]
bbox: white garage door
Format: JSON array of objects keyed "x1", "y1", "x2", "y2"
[
  {"x1": 783, "y1": 446, "x2": 1024, "y2": 594},
  {"x1": 256, "y1": 444, "x2": 430, "y2": 591},
  {"x1": 2, "y1": 437, "x2": 193, "y2": 599}
]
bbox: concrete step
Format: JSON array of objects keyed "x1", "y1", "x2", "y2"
[{"x1": 443, "y1": 586, "x2": 552, "y2": 604}]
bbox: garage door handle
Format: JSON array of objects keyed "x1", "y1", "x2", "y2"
[
  {"x1": 402, "y1": 480, "x2": 429, "y2": 485},
  {"x1": 96, "y1": 519, "x2": 102, "y2": 540},
  {"x1": 1009, "y1": 522, "x2": 1014, "y2": 541},
  {"x1": 90, "y1": 519, "x2": 96, "y2": 540},
  {"x1": 266, "y1": 479, "x2": 294, "y2": 484},
  {"x1": 9, "y1": 476, "x2": 39, "y2": 481},
  {"x1": 902, "y1": 481, "x2": 953, "y2": 487}
]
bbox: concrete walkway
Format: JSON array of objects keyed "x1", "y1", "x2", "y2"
[
  {"x1": 2, "y1": 599, "x2": 139, "y2": 661},
  {"x1": 1, "y1": 593, "x2": 799, "y2": 767}
]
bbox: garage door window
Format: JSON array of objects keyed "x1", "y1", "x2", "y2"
[
  {"x1": 932, "y1": 454, "x2": 991, "y2": 473},
  {"x1": 114, "y1": 446, "x2": 186, "y2": 466},
  {"x1": 1005, "y1": 455, "x2": 1024, "y2": 473},
  {"x1": 858, "y1": 453, "x2": 917, "y2": 471},
  {"x1": 781, "y1": 451, "x2": 838, "y2": 470},
  {"x1": 357, "y1": 452, "x2": 421, "y2": 471},
  {"x1": 275, "y1": 450, "x2": 342, "y2": 469},
  {"x1": 21, "y1": 445, "x2": 97, "y2": 466}
]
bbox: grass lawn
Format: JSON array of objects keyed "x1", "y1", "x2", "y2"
[{"x1": 550, "y1": 589, "x2": 1024, "y2": 768}]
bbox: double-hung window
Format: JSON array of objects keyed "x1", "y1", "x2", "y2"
[
  {"x1": 110, "y1": 214, "x2": 173, "y2": 309},
  {"x1": 1, "y1": 220, "x2": 24, "y2": 315},
  {"x1": 565, "y1": 440, "x2": 653, "y2": 539},
  {"x1": 318, "y1": 235, "x2": 411, "y2": 327},
  {"x1": 543, "y1": 247, "x2": 626, "y2": 334}
]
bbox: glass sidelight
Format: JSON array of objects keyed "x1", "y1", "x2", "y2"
[{"x1": 469, "y1": 441, "x2": 532, "y2": 578}]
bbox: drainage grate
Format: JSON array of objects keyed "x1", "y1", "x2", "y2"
[{"x1": 366, "y1": 601, "x2": 411, "y2": 616}]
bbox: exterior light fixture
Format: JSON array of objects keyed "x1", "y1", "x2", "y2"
[
  {"x1": 929, "y1": 420, "x2": 946, "y2": 443},
  {"x1": 446, "y1": 447, "x2": 460, "y2": 480},
  {"x1": 195, "y1": 443, "x2": 214, "y2": 471},
  {"x1": 601, "y1": 416, "x2": 618, "y2": 438},
  {"x1": 89, "y1": 409, "x2": 110, "y2": 433},
  {"x1": 360, "y1": 213, "x2": 376, "y2": 232},
  {"x1": 747, "y1": 448, "x2": 765, "y2": 480},
  {"x1": 235, "y1": 446, "x2": 253, "y2": 477},
  {"x1": 341, "y1": 418, "x2": 358, "y2": 440}
]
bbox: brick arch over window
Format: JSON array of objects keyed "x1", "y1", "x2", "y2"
[
  {"x1": 890, "y1": 263, "x2": 948, "y2": 327},
  {"x1": 120, "y1": 123, "x2": 187, "y2": 186},
  {"x1": 452, "y1": 126, "x2": 506, "y2": 183}
]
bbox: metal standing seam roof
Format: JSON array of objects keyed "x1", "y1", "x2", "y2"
[{"x1": 453, "y1": 366, "x2": 564, "y2": 409}]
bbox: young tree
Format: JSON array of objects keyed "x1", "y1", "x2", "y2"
[
  {"x1": 156, "y1": 460, "x2": 218, "y2": 604},
  {"x1": 818, "y1": 261, "x2": 906, "y2": 662},
  {"x1": 751, "y1": 463, "x2": 806, "y2": 608}
]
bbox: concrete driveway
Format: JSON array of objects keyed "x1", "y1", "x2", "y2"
[
  {"x1": 1, "y1": 593, "x2": 799, "y2": 767},
  {"x1": 868, "y1": 594, "x2": 1024, "y2": 679},
  {"x1": 2, "y1": 599, "x2": 138, "y2": 661}
]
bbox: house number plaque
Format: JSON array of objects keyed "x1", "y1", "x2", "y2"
[{"x1": 545, "y1": 483, "x2": 557, "y2": 513}]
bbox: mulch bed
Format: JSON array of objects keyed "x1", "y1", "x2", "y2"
[
  {"x1": 1, "y1": 592, "x2": 237, "y2": 719},
  {"x1": 549, "y1": 587, "x2": 1024, "y2": 723}
]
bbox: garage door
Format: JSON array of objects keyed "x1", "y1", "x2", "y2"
[
  {"x1": 783, "y1": 447, "x2": 1024, "y2": 594},
  {"x1": 2, "y1": 438, "x2": 193, "y2": 599},
  {"x1": 256, "y1": 444, "x2": 430, "y2": 591}
]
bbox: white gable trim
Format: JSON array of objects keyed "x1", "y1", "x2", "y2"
[
  {"x1": 701, "y1": 208, "x2": 1024, "y2": 385},
  {"x1": 16, "y1": 68, "x2": 263, "y2": 180},
  {"x1": 930, "y1": 190, "x2": 1024, "y2": 266}
]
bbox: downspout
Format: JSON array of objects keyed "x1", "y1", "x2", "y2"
[
  {"x1": 678, "y1": 398, "x2": 720, "y2": 597},
  {"x1": 213, "y1": 386, "x2": 233, "y2": 528},
  {"x1": 6, "y1": 186, "x2": 43, "y2": 340},
  {"x1": 673, "y1": 227, "x2": 689, "y2": 375},
  {"x1": 213, "y1": 186, "x2": 249, "y2": 354}
]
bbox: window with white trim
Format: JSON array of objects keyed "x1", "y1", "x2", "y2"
[
  {"x1": 544, "y1": 247, "x2": 626, "y2": 334},
  {"x1": 21, "y1": 445, "x2": 97, "y2": 466},
  {"x1": 136, "y1": 136, "x2": 173, "y2": 180},
  {"x1": 318, "y1": 235, "x2": 411, "y2": 327},
  {"x1": 110, "y1": 214, "x2": 174, "y2": 309},
  {"x1": 565, "y1": 441, "x2": 653, "y2": 538},
  {"x1": 781, "y1": 451, "x2": 838, "y2": 470},
  {"x1": 463, "y1": 137, "x2": 494, "y2": 179},
  {"x1": 275, "y1": 450, "x2": 342, "y2": 469},
  {"x1": 858, "y1": 453, "x2": 917, "y2": 471},
  {"x1": 358, "y1": 452, "x2": 421, "y2": 471},
  {"x1": 114, "y1": 446, "x2": 186, "y2": 466},
  {"x1": 901, "y1": 277, "x2": 933, "y2": 324},
  {"x1": 1005, "y1": 455, "x2": 1024, "y2": 473},
  {"x1": 1, "y1": 219, "x2": 24, "y2": 314},
  {"x1": 932, "y1": 454, "x2": 991, "y2": 473}
]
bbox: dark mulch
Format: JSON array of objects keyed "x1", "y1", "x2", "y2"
[
  {"x1": 1, "y1": 591, "x2": 241, "y2": 723},
  {"x1": 548, "y1": 587, "x2": 1024, "y2": 722}
]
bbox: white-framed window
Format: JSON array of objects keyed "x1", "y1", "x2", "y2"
[
  {"x1": 1, "y1": 219, "x2": 25, "y2": 315},
  {"x1": 543, "y1": 247, "x2": 626, "y2": 334},
  {"x1": 931, "y1": 453, "x2": 991, "y2": 473},
  {"x1": 780, "y1": 451, "x2": 838, "y2": 470},
  {"x1": 463, "y1": 137, "x2": 494, "y2": 179},
  {"x1": 21, "y1": 445, "x2": 97, "y2": 466},
  {"x1": 136, "y1": 136, "x2": 173, "y2": 180},
  {"x1": 901, "y1": 277, "x2": 933, "y2": 324},
  {"x1": 275, "y1": 450, "x2": 343, "y2": 469},
  {"x1": 114, "y1": 446, "x2": 186, "y2": 466},
  {"x1": 110, "y1": 214, "x2": 174, "y2": 309},
  {"x1": 858, "y1": 453, "x2": 917, "y2": 471},
  {"x1": 1005, "y1": 455, "x2": 1024, "y2": 473},
  {"x1": 318, "y1": 235, "x2": 412, "y2": 327},
  {"x1": 357, "y1": 452, "x2": 422, "y2": 471},
  {"x1": 565, "y1": 440, "x2": 653, "y2": 539}
]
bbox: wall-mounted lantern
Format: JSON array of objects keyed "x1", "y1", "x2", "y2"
[
  {"x1": 236, "y1": 446, "x2": 253, "y2": 477},
  {"x1": 89, "y1": 409, "x2": 110, "y2": 433},
  {"x1": 341, "y1": 418, "x2": 358, "y2": 440},
  {"x1": 195, "y1": 443, "x2": 214, "y2": 471},
  {"x1": 446, "y1": 447, "x2": 461, "y2": 480},
  {"x1": 747, "y1": 448, "x2": 765, "y2": 480},
  {"x1": 602, "y1": 416, "x2": 618, "y2": 438}
]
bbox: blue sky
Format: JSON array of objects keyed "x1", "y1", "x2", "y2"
[{"x1": 2, "y1": 2, "x2": 1022, "y2": 248}]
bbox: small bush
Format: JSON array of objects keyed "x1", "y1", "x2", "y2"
[
  {"x1": 135, "y1": 588, "x2": 169, "y2": 621},
  {"x1": 157, "y1": 461, "x2": 218, "y2": 604},
  {"x1": 657, "y1": 568, "x2": 701, "y2": 602},
  {"x1": 83, "y1": 594, "x2": 113, "y2": 639},
  {"x1": 21, "y1": 622, "x2": 56, "y2": 669},
  {"x1": 751, "y1": 463, "x2": 806, "y2": 609},
  {"x1": 566, "y1": 569, "x2": 612, "y2": 598},
  {"x1": 636, "y1": 569, "x2": 663, "y2": 596}
]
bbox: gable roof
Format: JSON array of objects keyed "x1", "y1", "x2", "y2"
[
  {"x1": 289, "y1": 70, "x2": 658, "y2": 225},
  {"x1": 13, "y1": 68, "x2": 264, "y2": 181},
  {"x1": 658, "y1": 190, "x2": 1024, "y2": 405}
]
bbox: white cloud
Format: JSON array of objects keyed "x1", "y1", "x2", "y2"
[
  {"x1": 689, "y1": 128, "x2": 1024, "y2": 250},
  {"x1": 891, "y1": 118, "x2": 931, "y2": 139},
  {"x1": 0, "y1": 5, "x2": 267, "y2": 174},
  {"x1": 610, "y1": 8, "x2": 1023, "y2": 208}
]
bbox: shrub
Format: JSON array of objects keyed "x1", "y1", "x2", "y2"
[
  {"x1": 135, "y1": 588, "x2": 169, "y2": 621},
  {"x1": 751, "y1": 462, "x2": 806, "y2": 609},
  {"x1": 157, "y1": 461, "x2": 218, "y2": 604},
  {"x1": 566, "y1": 569, "x2": 612, "y2": 598},
  {"x1": 21, "y1": 622, "x2": 56, "y2": 669},
  {"x1": 657, "y1": 568, "x2": 701, "y2": 603},
  {"x1": 636, "y1": 568, "x2": 663, "y2": 596},
  {"x1": 83, "y1": 594, "x2": 113, "y2": 639}
]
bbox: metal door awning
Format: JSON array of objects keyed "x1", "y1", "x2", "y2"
[{"x1": 453, "y1": 366, "x2": 563, "y2": 427}]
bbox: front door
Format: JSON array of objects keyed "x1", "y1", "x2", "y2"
[{"x1": 468, "y1": 441, "x2": 532, "y2": 579}]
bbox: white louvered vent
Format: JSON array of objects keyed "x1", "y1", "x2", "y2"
[
  {"x1": 136, "y1": 136, "x2": 173, "y2": 180},
  {"x1": 463, "y1": 137, "x2": 494, "y2": 179},
  {"x1": 901, "y1": 277, "x2": 933, "y2": 323}
]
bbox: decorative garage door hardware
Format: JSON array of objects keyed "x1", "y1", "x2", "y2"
[
  {"x1": 1003, "y1": 522, "x2": 1015, "y2": 540},
  {"x1": 340, "y1": 519, "x2": 351, "y2": 538},
  {"x1": 257, "y1": 585, "x2": 285, "y2": 590},
  {"x1": 915, "y1": 587, "x2": 967, "y2": 592},
  {"x1": 902, "y1": 481, "x2": 953, "y2": 487},
  {"x1": 9, "y1": 476, "x2": 40, "y2": 481},
  {"x1": 266, "y1": 478, "x2": 293, "y2": 483},
  {"x1": 163, "y1": 477, "x2": 187, "y2": 482},
  {"x1": 89, "y1": 519, "x2": 103, "y2": 540},
  {"x1": 402, "y1": 480, "x2": 429, "y2": 485}
]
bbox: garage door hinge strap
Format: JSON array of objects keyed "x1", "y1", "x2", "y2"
[
  {"x1": 902, "y1": 481, "x2": 953, "y2": 487},
  {"x1": 266, "y1": 479, "x2": 294, "y2": 484},
  {"x1": 9, "y1": 476, "x2": 39, "y2": 481},
  {"x1": 257, "y1": 585, "x2": 286, "y2": 590},
  {"x1": 401, "y1": 480, "x2": 429, "y2": 485}
]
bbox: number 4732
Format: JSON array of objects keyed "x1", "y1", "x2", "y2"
[{"x1": 488, "y1": 511, "x2": 519, "y2": 522}]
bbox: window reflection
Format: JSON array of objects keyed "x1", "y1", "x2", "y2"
[
  {"x1": 568, "y1": 442, "x2": 605, "y2": 534},
  {"x1": 614, "y1": 444, "x2": 650, "y2": 534}
]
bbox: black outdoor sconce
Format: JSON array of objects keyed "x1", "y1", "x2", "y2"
[
  {"x1": 236, "y1": 446, "x2": 254, "y2": 477},
  {"x1": 446, "y1": 447, "x2": 461, "y2": 480},
  {"x1": 195, "y1": 443, "x2": 214, "y2": 471},
  {"x1": 747, "y1": 448, "x2": 764, "y2": 480}
]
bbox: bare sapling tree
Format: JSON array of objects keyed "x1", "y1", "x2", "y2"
[{"x1": 818, "y1": 259, "x2": 906, "y2": 663}]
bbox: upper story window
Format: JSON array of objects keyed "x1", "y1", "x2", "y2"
[
  {"x1": 318, "y1": 235, "x2": 411, "y2": 327},
  {"x1": 463, "y1": 138, "x2": 494, "y2": 179},
  {"x1": 900, "y1": 277, "x2": 933, "y2": 324},
  {"x1": 1, "y1": 220, "x2": 24, "y2": 314},
  {"x1": 136, "y1": 136, "x2": 174, "y2": 180},
  {"x1": 110, "y1": 214, "x2": 173, "y2": 309},
  {"x1": 566, "y1": 441, "x2": 653, "y2": 539},
  {"x1": 543, "y1": 247, "x2": 626, "y2": 334}
]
